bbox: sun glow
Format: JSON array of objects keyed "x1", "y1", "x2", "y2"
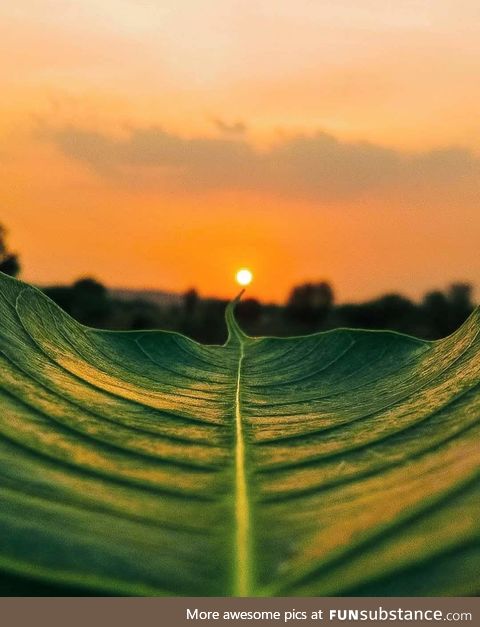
[{"x1": 236, "y1": 268, "x2": 253, "y2": 287}]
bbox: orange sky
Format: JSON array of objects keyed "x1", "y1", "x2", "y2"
[{"x1": 1, "y1": 1, "x2": 479, "y2": 303}]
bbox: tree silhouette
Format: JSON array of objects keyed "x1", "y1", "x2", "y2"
[
  {"x1": 0, "y1": 224, "x2": 20, "y2": 277},
  {"x1": 448, "y1": 282, "x2": 474, "y2": 328},
  {"x1": 45, "y1": 277, "x2": 111, "y2": 327},
  {"x1": 286, "y1": 281, "x2": 334, "y2": 325},
  {"x1": 236, "y1": 298, "x2": 262, "y2": 325},
  {"x1": 183, "y1": 288, "x2": 199, "y2": 317},
  {"x1": 421, "y1": 283, "x2": 474, "y2": 338}
]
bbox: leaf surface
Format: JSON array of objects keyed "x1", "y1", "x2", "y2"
[{"x1": 0, "y1": 273, "x2": 479, "y2": 595}]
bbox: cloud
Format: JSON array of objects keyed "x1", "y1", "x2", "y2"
[
  {"x1": 211, "y1": 117, "x2": 247, "y2": 135},
  {"x1": 42, "y1": 124, "x2": 480, "y2": 202}
]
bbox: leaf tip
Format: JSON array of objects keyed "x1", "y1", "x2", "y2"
[{"x1": 226, "y1": 290, "x2": 247, "y2": 344}]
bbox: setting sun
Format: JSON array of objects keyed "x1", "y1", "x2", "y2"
[{"x1": 236, "y1": 268, "x2": 253, "y2": 287}]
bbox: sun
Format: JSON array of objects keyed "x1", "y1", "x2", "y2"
[{"x1": 235, "y1": 268, "x2": 253, "y2": 287}]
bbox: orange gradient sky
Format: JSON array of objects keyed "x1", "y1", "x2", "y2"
[{"x1": 1, "y1": 0, "x2": 479, "y2": 302}]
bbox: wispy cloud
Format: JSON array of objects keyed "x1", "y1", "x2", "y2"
[
  {"x1": 42, "y1": 124, "x2": 479, "y2": 202},
  {"x1": 211, "y1": 117, "x2": 247, "y2": 136}
]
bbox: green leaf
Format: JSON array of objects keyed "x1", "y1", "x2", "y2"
[{"x1": 0, "y1": 272, "x2": 478, "y2": 596}]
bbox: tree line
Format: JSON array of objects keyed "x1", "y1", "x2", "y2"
[{"x1": 0, "y1": 223, "x2": 476, "y2": 343}]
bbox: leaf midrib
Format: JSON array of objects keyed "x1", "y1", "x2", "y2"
[{"x1": 234, "y1": 335, "x2": 251, "y2": 596}]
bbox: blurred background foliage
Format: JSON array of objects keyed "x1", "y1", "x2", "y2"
[{"x1": 1, "y1": 223, "x2": 476, "y2": 344}]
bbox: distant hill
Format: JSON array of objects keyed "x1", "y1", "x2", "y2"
[{"x1": 110, "y1": 288, "x2": 182, "y2": 307}]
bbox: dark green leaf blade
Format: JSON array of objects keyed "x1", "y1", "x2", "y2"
[{"x1": 0, "y1": 272, "x2": 478, "y2": 595}]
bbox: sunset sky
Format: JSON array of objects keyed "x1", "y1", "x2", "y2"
[{"x1": 1, "y1": 0, "x2": 479, "y2": 303}]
